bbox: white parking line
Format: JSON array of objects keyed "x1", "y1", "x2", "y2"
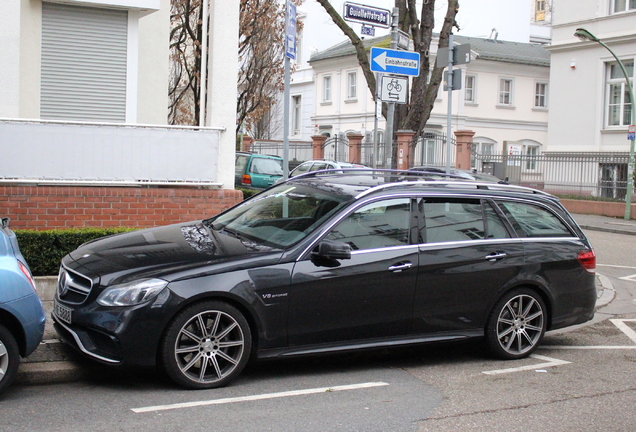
[
  {"x1": 482, "y1": 354, "x2": 571, "y2": 375},
  {"x1": 131, "y1": 381, "x2": 390, "y2": 413},
  {"x1": 544, "y1": 319, "x2": 636, "y2": 350},
  {"x1": 619, "y1": 273, "x2": 636, "y2": 282}
]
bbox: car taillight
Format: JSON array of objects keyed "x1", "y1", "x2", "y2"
[
  {"x1": 242, "y1": 174, "x2": 251, "y2": 185},
  {"x1": 578, "y1": 250, "x2": 596, "y2": 274},
  {"x1": 18, "y1": 260, "x2": 37, "y2": 291}
]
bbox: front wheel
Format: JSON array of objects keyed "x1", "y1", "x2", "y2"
[
  {"x1": 160, "y1": 301, "x2": 252, "y2": 390},
  {"x1": 0, "y1": 324, "x2": 20, "y2": 396},
  {"x1": 485, "y1": 289, "x2": 547, "y2": 359}
]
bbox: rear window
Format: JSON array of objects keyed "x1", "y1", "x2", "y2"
[
  {"x1": 496, "y1": 201, "x2": 574, "y2": 238},
  {"x1": 250, "y1": 158, "x2": 283, "y2": 176}
]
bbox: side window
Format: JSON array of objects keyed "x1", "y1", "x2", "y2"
[
  {"x1": 312, "y1": 162, "x2": 328, "y2": 171},
  {"x1": 496, "y1": 201, "x2": 574, "y2": 238},
  {"x1": 421, "y1": 198, "x2": 510, "y2": 243},
  {"x1": 292, "y1": 162, "x2": 312, "y2": 176},
  {"x1": 326, "y1": 198, "x2": 411, "y2": 250}
]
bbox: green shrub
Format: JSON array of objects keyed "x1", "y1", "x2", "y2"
[
  {"x1": 237, "y1": 188, "x2": 259, "y2": 200},
  {"x1": 15, "y1": 227, "x2": 136, "y2": 276}
]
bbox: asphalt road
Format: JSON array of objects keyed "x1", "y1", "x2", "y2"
[{"x1": 3, "y1": 228, "x2": 636, "y2": 432}]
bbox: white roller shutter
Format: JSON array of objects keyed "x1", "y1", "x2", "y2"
[{"x1": 41, "y1": 2, "x2": 128, "y2": 122}]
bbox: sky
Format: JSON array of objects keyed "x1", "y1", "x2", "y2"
[{"x1": 300, "y1": 0, "x2": 532, "y2": 55}]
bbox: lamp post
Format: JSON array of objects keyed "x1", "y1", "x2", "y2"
[{"x1": 575, "y1": 27, "x2": 635, "y2": 220}]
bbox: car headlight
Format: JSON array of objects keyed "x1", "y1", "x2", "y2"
[{"x1": 96, "y1": 278, "x2": 168, "y2": 307}]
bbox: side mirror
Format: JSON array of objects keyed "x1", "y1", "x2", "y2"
[{"x1": 312, "y1": 239, "x2": 351, "y2": 260}]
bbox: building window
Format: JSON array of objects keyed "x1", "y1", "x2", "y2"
[
  {"x1": 606, "y1": 60, "x2": 634, "y2": 127},
  {"x1": 535, "y1": 1, "x2": 546, "y2": 21},
  {"x1": 534, "y1": 82, "x2": 548, "y2": 108},
  {"x1": 525, "y1": 145, "x2": 540, "y2": 170},
  {"x1": 292, "y1": 95, "x2": 301, "y2": 136},
  {"x1": 465, "y1": 75, "x2": 476, "y2": 103},
  {"x1": 612, "y1": 0, "x2": 636, "y2": 13},
  {"x1": 498, "y1": 78, "x2": 514, "y2": 106},
  {"x1": 295, "y1": 30, "x2": 303, "y2": 64},
  {"x1": 347, "y1": 71, "x2": 357, "y2": 100},
  {"x1": 41, "y1": 2, "x2": 128, "y2": 122},
  {"x1": 323, "y1": 75, "x2": 332, "y2": 103}
]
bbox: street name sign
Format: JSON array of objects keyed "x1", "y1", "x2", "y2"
[
  {"x1": 370, "y1": 47, "x2": 420, "y2": 77},
  {"x1": 343, "y1": 2, "x2": 391, "y2": 28},
  {"x1": 285, "y1": 2, "x2": 297, "y2": 60}
]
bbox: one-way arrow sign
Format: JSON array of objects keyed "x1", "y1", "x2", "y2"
[{"x1": 370, "y1": 47, "x2": 420, "y2": 77}]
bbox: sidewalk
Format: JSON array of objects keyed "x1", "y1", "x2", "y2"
[{"x1": 14, "y1": 212, "x2": 633, "y2": 386}]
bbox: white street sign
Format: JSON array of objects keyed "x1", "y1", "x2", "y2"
[{"x1": 380, "y1": 75, "x2": 408, "y2": 104}]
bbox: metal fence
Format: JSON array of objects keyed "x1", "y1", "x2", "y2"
[
  {"x1": 250, "y1": 140, "x2": 313, "y2": 166},
  {"x1": 473, "y1": 151, "x2": 632, "y2": 200},
  {"x1": 410, "y1": 132, "x2": 456, "y2": 168},
  {"x1": 249, "y1": 136, "x2": 634, "y2": 202}
]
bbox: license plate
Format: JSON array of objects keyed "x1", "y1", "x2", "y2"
[{"x1": 54, "y1": 300, "x2": 72, "y2": 325}]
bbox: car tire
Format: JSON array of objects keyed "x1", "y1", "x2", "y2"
[
  {"x1": 160, "y1": 301, "x2": 252, "y2": 390},
  {"x1": 485, "y1": 288, "x2": 547, "y2": 360},
  {"x1": 0, "y1": 324, "x2": 20, "y2": 396}
]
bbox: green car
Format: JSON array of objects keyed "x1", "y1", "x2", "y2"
[{"x1": 235, "y1": 152, "x2": 283, "y2": 190}]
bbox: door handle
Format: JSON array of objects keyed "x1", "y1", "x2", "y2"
[
  {"x1": 388, "y1": 262, "x2": 413, "y2": 272},
  {"x1": 485, "y1": 252, "x2": 507, "y2": 262}
]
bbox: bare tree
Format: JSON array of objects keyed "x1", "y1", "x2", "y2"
[
  {"x1": 169, "y1": 0, "x2": 204, "y2": 126},
  {"x1": 316, "y1": 0, "x2": 460, "y2": 138},
  {"x1": 169, "y1": 0, "x2": 301, "y2": 136},
  {"x1": 237, "y1": 0, "x2": 285, "y2": 136}
]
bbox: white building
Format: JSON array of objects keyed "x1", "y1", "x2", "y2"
[
  {"x1": 1, "y1": 0, "x2": 239, "y2": 188},
  {"x1": 546, "y1": 0, "x2": 636, "y2": 153},
  {"x1": 308, "y1": 33, "x2": 550, "y2": 166}
]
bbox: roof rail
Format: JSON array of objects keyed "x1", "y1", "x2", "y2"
[
  {"x1": 356, "y1": 179, "x2": 554, "y2": 199},
  {"x1": 286, "y1": 168, "x2": 553, "y2": 198}
]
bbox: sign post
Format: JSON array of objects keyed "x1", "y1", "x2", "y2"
[{"x1": 282, "y1": 1, "x2": 296, "y2": 180}]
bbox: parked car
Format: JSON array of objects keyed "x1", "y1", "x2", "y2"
[
  {"x1": 289, "y1": 160, "x2": 366, "y2": 177},
  {"x1": 52, "y1": 170, "x2": 596, "y2": 390},
  {"x1": 235, "y1": 152, "x2": 283, "y2": 190},
  {"x1": 410, "y1": 166, "x2": 508, "y2": 184},
  {"x1": 0, "y1": 217, "x2": 46, "y2": 396}
]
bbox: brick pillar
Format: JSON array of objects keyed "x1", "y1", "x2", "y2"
[
  {"x1": 311, "y1": 135, "x2": 327, "y2": 160},
  {"x1": 347, "y1": 133, "x2": 364, "y2": 164},
  {"x1": 396, "y1": 130, "x2": 415, "y2": 170},
  {"x1": 454, "y1": 130, "x2": 475, "y2": 170},
  {"x1": 242, "y1": 135, "x2": 254, "y2": 152}
]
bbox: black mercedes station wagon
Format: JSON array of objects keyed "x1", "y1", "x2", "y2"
[{"x1": 52, "y1": 171, "x2": 597, "y2": 389}]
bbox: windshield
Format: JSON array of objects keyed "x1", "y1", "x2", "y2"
[
  {"x1": 207, "y1": 183, "x2": 351, "y2": 248},
  {"x1": 251, "y1": 158, "x2": 283, "y2": 176}
]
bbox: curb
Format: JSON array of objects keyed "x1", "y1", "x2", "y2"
[
  {"x1": 579, "y1": 224, "x2": 636, "y2": 236},
  {"x1": 16, "y1": 360, "x2": 89, "y2": 386},
  {"x1": 595, "y1": 272, "x2": 615, "y2": 309}
]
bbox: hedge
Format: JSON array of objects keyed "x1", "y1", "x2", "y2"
[{"x1": 15, "y1": 228, "x2": 137, "y2": 276}]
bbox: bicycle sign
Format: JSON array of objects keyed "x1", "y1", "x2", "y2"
[{"x1": 380, "y1": 75, "x2": 408, "y2": 104}]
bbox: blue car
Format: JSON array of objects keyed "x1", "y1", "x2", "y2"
[{"x1": 0, "y1": 217, "x2": 46, "y2": 396}]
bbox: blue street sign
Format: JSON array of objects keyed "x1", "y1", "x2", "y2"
[
  {"x1": 370, "y1": 47, "x2": 420, "y2": 77},
  {"x1": 285, "y1": 2, "x2": 297, "y2": 60}
]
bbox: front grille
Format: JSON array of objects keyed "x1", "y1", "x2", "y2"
[{"x1": 57, "y1": 265, "x2": 93, "y2": 304}]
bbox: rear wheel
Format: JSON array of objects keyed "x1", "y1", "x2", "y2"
[
  {"x1": 485, "y1": 289, "x2": 547, "y2": 359},
  {"x1": 0, "y1": 324, "x2": 20, "y2": 396},
  {"x1": 160, "y1": 301, "x2": 252, "y2": 390}
]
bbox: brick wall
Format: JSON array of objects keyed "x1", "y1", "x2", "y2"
[{"x1": 0, "y1": 185, "x2": 243, "y2": 230}]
